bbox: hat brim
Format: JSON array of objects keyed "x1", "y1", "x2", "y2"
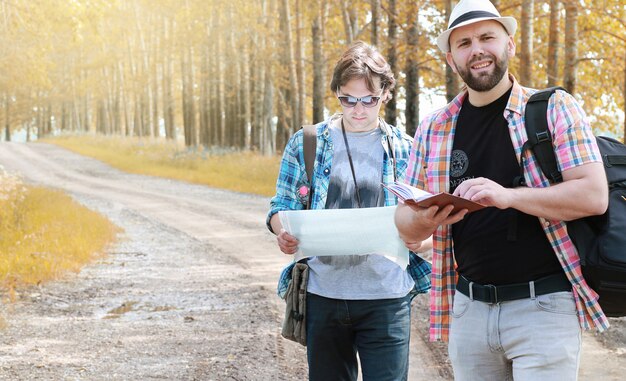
[{"x1": 437, "y1": 17, "x2": 517, "y2": 53}]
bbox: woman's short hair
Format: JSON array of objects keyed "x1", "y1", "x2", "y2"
[{"x1": 330, "y1": 41, "x2": 396, "y2": 102}]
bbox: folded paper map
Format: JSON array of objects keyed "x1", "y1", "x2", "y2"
[{"x1": 278, "y1": 205, "x2": 408, "y2": 268}]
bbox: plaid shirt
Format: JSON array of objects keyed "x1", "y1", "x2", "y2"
[
  {"x1": 268, "y1": 115, "x2": 431, "y2": 298},
  {"x1": 405, "y1": 77, "x2": 610, "y2": 342}
]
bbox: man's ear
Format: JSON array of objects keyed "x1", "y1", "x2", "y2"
[
  {"x1": 383, "y1": 89, "x2": 392, "y2": 104},
  {"x1": 507, "y1": 36, "x2": 516, "y2": 58},
  {"x1": 446, "y1": 52, "x2": 458, "y2": 74}
]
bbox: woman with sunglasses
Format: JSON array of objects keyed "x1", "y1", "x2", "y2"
[{"x1": 267, "y1": 41, "x2": 432, "y2": 381}]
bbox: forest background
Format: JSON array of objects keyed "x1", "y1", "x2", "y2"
[{"x1": 1, "y1": 0, "x2": 625, "y2": 152}]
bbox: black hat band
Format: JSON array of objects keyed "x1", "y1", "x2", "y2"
[{"x1": 449, "y1": 10, "x2": 500, "y2": 29}]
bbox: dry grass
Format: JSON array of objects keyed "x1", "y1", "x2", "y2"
[
  {"x1": 0, "y1": 168, "x2": 119, "y2": 301},
  {"x1": 43, "y1": 135, "x2": 281, "y2": 197}
]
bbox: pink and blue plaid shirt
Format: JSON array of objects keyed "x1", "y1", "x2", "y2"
[{"x1": 405, "y1": 77, "x2": 610, "y2": 342}]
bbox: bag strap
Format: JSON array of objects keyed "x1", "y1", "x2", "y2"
[
  {"x1": 302, "y1": 125, "x2": 316, "y2": 209},
  {"x1": 522, "y1": 86, "x2": 566, "y2": 184},
  {"x1": 379, "y1": 117, "x2": 398, "y2": 182},
  {"x1": 510, "y1": 87, "x2": 564, "y2": 241}
]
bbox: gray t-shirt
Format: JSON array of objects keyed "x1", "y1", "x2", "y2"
[{"x1": 307, "y1": 123, "x2": 414, "y2": 300}]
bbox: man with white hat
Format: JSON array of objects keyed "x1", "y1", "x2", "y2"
[{"x1": 395, "y1": 0, "x2": 609, "y2": 379}]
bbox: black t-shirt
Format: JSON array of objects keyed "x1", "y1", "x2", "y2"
[{"x1": 451, "y1": 88, "x2": 562, "y2": 285}]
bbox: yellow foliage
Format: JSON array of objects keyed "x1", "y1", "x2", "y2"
[
  {"x1": 43, "y1": 135, "x2": 282, "y2": 197},
  {"x1": 0, "y1": 169, "x2": 119, "y2": 298}
]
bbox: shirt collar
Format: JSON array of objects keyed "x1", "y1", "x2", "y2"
[{"x1": 435, "y1": 74, "x2": 526, "y2": 124}]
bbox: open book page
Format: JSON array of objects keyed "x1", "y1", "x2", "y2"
[
  {"x1": 382, "y1": 182, "x2": 485, "y2": 213},
  {"x1": 278, "y1": 205, "x2": 408, "y2": 268}
]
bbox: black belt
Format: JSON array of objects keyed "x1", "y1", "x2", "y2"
[{"x1": 456, "y1": 273, "x2": 572, "y2": 304}]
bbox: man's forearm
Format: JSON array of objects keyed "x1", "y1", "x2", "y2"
[{"x1": 507, "y1": 163, "x2": 608, "y2": 221}]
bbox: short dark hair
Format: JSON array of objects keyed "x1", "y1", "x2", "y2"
[{"x1": 330, "y1": 41, "x2": 395, "y2": 102}]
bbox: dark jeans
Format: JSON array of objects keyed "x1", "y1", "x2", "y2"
[{"x1": 306, "y1": 292, "x2": 411, "y2": 381}]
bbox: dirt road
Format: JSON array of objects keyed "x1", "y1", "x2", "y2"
[{"x1": 0, "y1": 142, "x2": 623, "y2": 380}]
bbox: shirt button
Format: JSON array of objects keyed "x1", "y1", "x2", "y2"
[
  {"x1": 324, "y1": 168, "x2": 330, "y2": 175},
  {"x1": 543, "y1": 221, "x2": 551, "y2": 227}
]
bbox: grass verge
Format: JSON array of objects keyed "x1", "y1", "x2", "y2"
[
  {"x1": 0, "y1": 168, "x2": 120, "y2": 301},
  {"x1": 42, "y1": 135, "x2": 281, "y2": 197}
]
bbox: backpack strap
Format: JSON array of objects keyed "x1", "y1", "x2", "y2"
[
  {"x1": 379, "y1": 117, "x2": 398, "y2": 181},
  {"x1": 523, "y1": 87, "x2": 566, "y2": 184},
  {"x1": 302, "y1": 125, "x2": 316, "y2": 209},
  {"x1": 510, "y1": 87, "x2": 565, "y2": 241}
]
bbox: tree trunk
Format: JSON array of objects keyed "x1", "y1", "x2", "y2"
[
  {"x1": 520, "y1": 0, "x2": 534, "y2": 86},
  {"x1": 547, "y1": 0, "x2": 560, "y2": 87},
  {"x1": 181, "y1": 45, "x2": 196, "y2": 147},
  {"x1": 259, "y1": 0, "x2": 276, "y2": 155},
  {"x1": 405, "y1": 2, "x2": 420, "y2": 137},
  {"x1": 296, "y1": 0, "x2": 305, "y2": 126},
  {"x1": 280, "y1": 0, "x2": 300, "y2": 134},
  {"x1": 264, "y1": 0, "x2": 278, "y2": 155},
  {"x1": 162, "y1": 17, "x2": 175, "y2": 140},
  {"x1": 151, "y1": 32, "x2": 159, "y2": 138},
  {"x1": 384, "y1": 0, "x2": 397, "y2": 126},
  {"x1": 340, "y1": 1, "x2": 354, "y2": 44},
  {"x1": 370, "y1": 0, "x2": 379, "y2": 47},
  {"x1": 563, "y1": 0, "x2": 578, "y2": 94},
  {"x1": 312, "y1": 1, "x2": 326, "y2": 124},
  {"x1": 4, "y1": 95, "x2": 10, "y2": 142},
  {"x1": 243, "y1": 42, "x2": 252, "y2": 150},
  {"x1": 217, "y1": 24, "x2": 226, "y2": 146},
  {"x1": 199, "y1": 32, "x2": 210, "y2": 148},
  {"x1": 445, "y1": 0, "x2": 459, "y2": 101}
]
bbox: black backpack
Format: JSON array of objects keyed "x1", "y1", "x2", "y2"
[{"x1": 521, "y1": 87, "x2": 626, "y2": 317}]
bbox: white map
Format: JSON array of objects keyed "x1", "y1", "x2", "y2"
[{"x1": 279, "y1": 205, "x2": 408, "y2": 268}]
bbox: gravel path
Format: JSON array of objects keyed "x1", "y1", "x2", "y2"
[{"x1": 0, "y1": 142, "x2": 623, "y2": 380}]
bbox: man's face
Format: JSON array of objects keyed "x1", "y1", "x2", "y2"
[
  {"x1": 446, "y1": 20, "x2": 515, "y2": 92},
  {"x1": 337, "y1": 77, "x2": 387, "y2": 133}
]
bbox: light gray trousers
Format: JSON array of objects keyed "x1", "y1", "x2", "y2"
[{"x1": 448, "y1": 290, "x2": 582, "y2": 381}]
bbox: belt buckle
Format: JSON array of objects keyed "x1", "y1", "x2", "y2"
[{"x1": 485, "y1": 284, "x2": 498, "y2": 304}]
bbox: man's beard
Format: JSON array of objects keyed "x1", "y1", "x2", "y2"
[{"x1": 455, "y1": 51, "x2": 508, "y2": 92}]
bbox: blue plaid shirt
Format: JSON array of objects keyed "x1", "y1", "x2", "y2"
[{"x1": 268, "y1": 115, "x2": 432, "y2": 298}]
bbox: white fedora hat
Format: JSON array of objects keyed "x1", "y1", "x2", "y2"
[{"x1": 437, "y1": 0, "x2": 517, "y2": 53}]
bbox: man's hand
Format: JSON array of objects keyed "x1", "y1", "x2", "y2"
[
  {"x1": 395, "y1": 203, "x2": 467, "y2": 247},
  {"x1": 276, "y1": 229, "x2": 299, "y2": 255},
  {"x1": 453, "y1": 177, "x2": 511, "y2": 209}
]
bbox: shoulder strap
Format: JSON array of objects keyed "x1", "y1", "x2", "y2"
[
  {"x1": 302, "y1": 125, "x2": 316, "y2": 209},
  {"x1": 524, "y1": 86, "x2": 566, "y2": 184},
  {"x1": 379, "y1": 118, "x2": 398, "y2": 181},
  {"x1": 302, "y1": 125, "x2": 316, "y2": 184}
]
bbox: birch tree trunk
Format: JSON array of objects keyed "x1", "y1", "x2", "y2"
[
  {"x1": 520, "y1": 0, "x2": 534, "y2": 86},
  {"x1": 162, "y1": 17, "x2": 175, "y2": 140},
  {"x1": 243, "y1": 42, "x2": 252, "y2": 150},
  {"x1": 563, "y1": 0, "x2": 578, "y2": 94},
  {"x1": 547, "y1": 0, "x2": 560, "y2": 87},
  {"x1": 445, "y1": 0, "x2": 459, "y2": 101},
  {"x1": 370, "y1": 0, "x2": 379, "y2": 47},
  {"x1": 4, "y1": 95, "x2": 10, "y2": 142},
  {"x1": 405, "y1": 2, "x2": 420, "y2": 137},
  {"x1": 281, "y1": 0, "x2": 300, "y2": 132},
  {"x1": 261, "y1": 0, "x2": 276, "y2": 155},
  {"x1": 340, "y1": 1, "x2": 354, "y2": 44},
  {"x1": 151, "y1": 32, "x2": 159, "y2": 138},
  {"x1": 296, "y1": 0, "x2": 305, "y2": 126},
  {"x1": 312, "y1": 0, "x2": 326, "y2": 124},
  {"x1": 384, "y1": 0, "x2": 397, "y2": 126},
  {"x1": 199, "y1": 31, "x2": 210, "y2": 148}
]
